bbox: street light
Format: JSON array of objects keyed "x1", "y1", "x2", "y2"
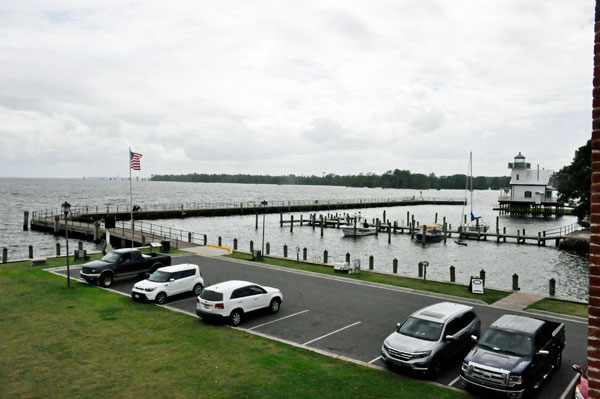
[
  {"x1": 62, "y1": 201, "x2": 71, "y2": 288},
  {"x1": 261, "y1": 200, "x2": 267, "y2": 258}
]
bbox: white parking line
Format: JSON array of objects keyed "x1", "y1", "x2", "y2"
[
  {"x1": 448, "y1": 376, "x2": 460, "y2": 387},
  {"x1": 249, "y1": 310, "x2": 310, "y2": 330},
  {"x1": 302, "y1": 321, "x2": 362, "y2": 346},
  {"x1": 558, "y1": 373, "x2": 581, "y2": 399},
  {"x1": 368, "y1": 356, "x2": 381, "y2": 364}
]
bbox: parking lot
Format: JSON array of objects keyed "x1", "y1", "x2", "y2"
[{"x1": 49, "y1": 253, "x2": 587, "y2": 398}]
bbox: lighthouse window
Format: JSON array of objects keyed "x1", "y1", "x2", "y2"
[{"x1": 524, "y1": 191, "x2": 532, "y2": 198}]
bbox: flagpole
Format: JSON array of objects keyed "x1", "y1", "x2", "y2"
[{"x1": 129, "y1": 146, "x2": 133, "y2": 248}]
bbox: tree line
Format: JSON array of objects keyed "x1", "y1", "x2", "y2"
[{"x1": 150, "y1": 169, "x2": 510, "y2": 190}]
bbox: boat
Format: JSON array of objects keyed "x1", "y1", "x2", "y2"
[
  {"x1": 415, "y1": 223, "x2": 447, "y2": 242},
  {"x1": 341, "y1": 215, "x2": 377, "y2": 237},
  {"x1": 459, "y1": 152, "x2": 489, "y2": 237}
]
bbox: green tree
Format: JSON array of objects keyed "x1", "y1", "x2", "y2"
[{"x1": 556, "y1": 139, "x2": 591, "y2": 220}]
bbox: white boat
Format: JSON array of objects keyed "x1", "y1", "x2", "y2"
[
  {"x1": 415, "y1": 223, "x2": 447, "y2": 242},
  {"x1": 341, "y1": 215, "x2": 377, "y2": 237},
  {"x1": 459, "y1": 152, "x2": 489, "y2": 236}
]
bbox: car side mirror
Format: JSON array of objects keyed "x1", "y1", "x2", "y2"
[
  {"x1": 470, "y1": 335, "x2": 478, "y2": 342},
  {"x1": 445, "y1": 334, "x2": 457, "y2": 341},
  {"x1": 572, "y1": 364, "x2": 582, "y2": 373},
  {"x1": 169, "y1": 278, "x2": 175, "y2": 282},
  {"x1": 536, "y1": 350, "x2": 549, "y2": 357},
  {"x1": 396, "y1": 323, "x2": 401, "y2": 332}
]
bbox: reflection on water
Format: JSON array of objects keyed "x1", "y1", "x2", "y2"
[{"x1": 0, "y1": 178, "x2": 589, "y2": 300}]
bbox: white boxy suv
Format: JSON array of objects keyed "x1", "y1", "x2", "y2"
[
  {"x1": 131, "y1": 264, "x2": 204, "y2": 304},
  {"x1": 196, "y1": 280, "x2": 282, "y2": 326}
]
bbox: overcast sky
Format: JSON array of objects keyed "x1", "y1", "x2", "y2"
[{"x1": 0, "y1": 0, "x2": 594, "y2": 178}]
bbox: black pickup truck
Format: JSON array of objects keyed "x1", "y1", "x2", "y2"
[
  {"x1": 80, "y1": 248, "x2": 171, "y2": 287},
  {"x1": 460, "y1": 314, "x2": 565, "y2": 398}
]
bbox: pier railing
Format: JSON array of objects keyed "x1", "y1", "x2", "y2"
[
  {"x1": 542, "y1": 222, "x2": 585, "y2": 238},
  {"x1": 31, "y1": 196, "x2": 466, "y2": 220}
]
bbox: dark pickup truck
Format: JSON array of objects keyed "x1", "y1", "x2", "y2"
[
  {"x1": 80, "y1": 248, "x2": 171, "y2": 287},
  {"x1": 460, "y1": 314, "x2": 565, "y2": 398}
]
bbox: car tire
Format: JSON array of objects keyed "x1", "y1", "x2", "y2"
[
  {"x1": 554, "y1": 350, "x2": 562, "y2": 370},
  {"x1": 99, "y1": 273, "x2": 113, "y2": 288},
  {"x1": 155, "y1": 292, "x2": 167, "y2": 305},
  {"x1": 428, "y1": 356, "x2": 443, "y2": 379},
  {"x1": 230, "y1": 309, "x2": 243, "y2": 326},
  {"x1": 193, "y1": 283, "x2": 203, "y2": 296},
  {"x1": 151, "y1": 263, "x2": 163, "y2": 273},
  {"x1": 269, "y1": 298, "x2": 281, "y2": 314}
]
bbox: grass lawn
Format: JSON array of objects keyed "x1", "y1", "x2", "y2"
[
  {"x1": 526, "y1": 298, "x2": 588, "y2": 318},
  {"x1": 0, "y1": 260, "x2": 470, "y2": 399},
  {"x1": 227, "y1": 252, "x2": 510, "y2": 305}
]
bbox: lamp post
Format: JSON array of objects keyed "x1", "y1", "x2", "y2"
[
  {"x1": 62, "y1": 201, "x2": 71, "y2": 288},
  {"x1": 261, "y1": 200, "x2": 267, "y2": 258}
]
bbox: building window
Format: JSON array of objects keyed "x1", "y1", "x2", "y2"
[
  {"x1": 546, "y1": 190, "x2": 552, "y2": 198},
  {"x1": 524, "y1": 191, "x2": 532, "y2": 198},
  {"x1": 516, "y1": 174, "x2": 519, "y2": 181}
]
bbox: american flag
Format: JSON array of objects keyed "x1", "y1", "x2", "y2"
[{"x1": 130, "y1": 150, "x2": 143, "y2": 170}]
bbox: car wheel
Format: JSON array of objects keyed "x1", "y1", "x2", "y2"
[
  {"x1": 428, "y1": 356, "x2": 443, "y2": 379},
  {"x1": 193, "y1": 283, "x2": 203, "y2": 295},
  {"x1": 99, "y1": 273, "x2": 113, "y2": 287},
  {"x1": 554, "y1": 350, "x2": 562, "y2": 370},
  {"x1": 151, "y1": 263, "x2": 163, "y2": 273},
  {"x1": 155, "y1": 292, "x2": 167, "y2": 305},
  {"x1": 230, "y1": 309, "x2": 243, "y2": 326},
  {"x1": 269, "y1": 298, "x2": 281, "y2": 313}
]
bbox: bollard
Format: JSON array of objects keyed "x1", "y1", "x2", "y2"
[
  {"x1": 56, "y1": 243, "x2": 61, "y2": 256},
  {"x1": 188, "y1": 232, "x2": 192, "y2": 243},
  {"x1": 303, "y1": 247, "x2": 307, "y2": 261},
  {"x1": 393, "y1": 258, "x2": 398, "y2": 274},
  {"x1": 250, "y1": 240, "x2": 254, "y2": 253},
  {"x1": 233, "y1": 238, "x2": 238, "y2": 251},
  {"x1": 23, "y1": 210, "x2": 29, "y2": 231},
  {"x1": 203, "y1": 234, "x2": 207, "y2": 245},
  {"x1": 323, "y1": 250, "x2": 328, "y2": 264},
  {"x1": 418, "y1": 262, "x2": 423, "y2": 278},
  {"x1": 450, "y1": 265, "x2": 455, "y2": 282},
  {"x1": 512, "y1": 274, "x2": 520, "y2": 291},
  {"x1": 266, "y1": 242, "x2": 270, "y2": 255},
  {"x1": 369, "y1": 255, "x2": 374, "y2": 270},
  {"x1": 218, "y1": 236, "x2": 222, "y2": 247},
  {"x1": 549, "y1": 278, "x2": 556, "y2": 296},
  {"x1": 479, "y1": 269, "x2": 486, "y2": 286},
  {"x1": 2, "y1": 247, "x2": 7, "y2": 263},
  {"x1": 283, "y1": 245, "x2": 288, "y2": 258},
  {"x1": 29, "y1": 245, "x2": 33, "y2": 259},
  {"x1": 345, "y1": 252, "x2": 350, "y2": 264},
  {"x1": 78, "y1": 241, "x2": 83, "y2": 251}
]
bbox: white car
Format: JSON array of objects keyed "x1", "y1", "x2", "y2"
[
  {"x1": 196, "y1": 280, "x2": 282, "y2": 326},
  {"x1": 132, "y1": 263, "x2": 204, "y2": 304}
]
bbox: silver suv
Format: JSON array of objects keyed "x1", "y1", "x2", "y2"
[{"x1": 381, "y1": 302, "x2": 481, "y2": 377}]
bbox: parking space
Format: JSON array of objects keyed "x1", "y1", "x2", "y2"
[{"x1": 48, "y1": 253, "x2": 587, "y2": 398}]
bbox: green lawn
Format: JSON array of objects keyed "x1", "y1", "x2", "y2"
[
  {"x1": 526, "y1": 298, "x2": 588, "y2": 318},
  {"x1": 0, "y1": 260, "x2": 471, "y2": 399},
  {"x1": 227, "y1": 252, "x2": 510, "y2": 305}
]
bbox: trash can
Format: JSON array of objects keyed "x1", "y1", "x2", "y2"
[{"x1": 160, "y1": 240, "x2": 171, "y2": 253}]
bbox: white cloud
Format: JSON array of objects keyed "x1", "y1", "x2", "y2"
[{"x1": 0, "y1": 0, "x2": 593, "y2": 177}]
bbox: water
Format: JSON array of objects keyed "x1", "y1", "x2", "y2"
[{"x1": 0, "y1": 178, "x2": 588, "y2": 300}]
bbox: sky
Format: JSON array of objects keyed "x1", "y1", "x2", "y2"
[{"x1": 0, "y1": 0, "x2": 594, "y2": 178}]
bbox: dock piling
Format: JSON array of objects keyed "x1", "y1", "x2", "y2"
[
  {"x1": 320, "y1": 215, "x2": 324, "y2": 237},
  {"x1": 323, "y1": 250, "x2": 328, "y2": 264},
  {"x1": 23, "y1": 211, "x2": 29, "y2": 231},
  {"x1": 290, "y1": 215, "x2": 294, "y2": 233},
  {"x1": 393, "y1": 258, "x2": 398, "y2": 274},
  {"x1": 256, "y1": 213, "x2": 259, "y2": 230},
  {"x1": 218, "y1": 236, "x2": 222, "y2": 247},
  {"x1": 303, "y1": 247, "x2": 307, "y2": 261},
  {"x1": 28, "y1": 245, "x2": 33, "y2": 259},
  {"x1": 283, "y1": 245, "x2": 288, "y2": 258},
  {"x1": 203, "y1": 234, "x2": 207, "y2": 245},
  {"x1": 233, "y1": 238, "x2": 238, "y2": 250},
  {"x1": 512, "y1": 274, "x2": 520, "y2": 291}
]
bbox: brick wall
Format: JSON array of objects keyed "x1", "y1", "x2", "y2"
[{"x1": 590, "y1": 2, "x2": 600, "y2": 398}]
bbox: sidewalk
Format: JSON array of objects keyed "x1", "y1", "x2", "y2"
[{"x1": 492, "y1": 292, "x2": 544, "y2": 311}]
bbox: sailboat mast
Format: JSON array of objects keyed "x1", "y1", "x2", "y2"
[{"x1": 469, "y1": 151, "x2": 473, "y2": 216}]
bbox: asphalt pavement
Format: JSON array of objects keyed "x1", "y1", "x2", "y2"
[{"x1": 48, "y1": 253, "x2": 587, "y2": 399}]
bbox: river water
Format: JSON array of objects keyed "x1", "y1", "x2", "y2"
[{"x1": 0, "y1": 178, "x2": 588, "y2": 300}]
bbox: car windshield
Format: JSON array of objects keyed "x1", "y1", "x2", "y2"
[
  {"x1": 478, "y1": 328, "x2": 532, "y2": 357},
  {"x1": 398, "y1": 317, "x2": 443, "y2": 342},
  {"x1": 101, "y1": 252, "x2": 120, "y2": 263},
  {"x1": 148, "y1": 271, "x2": 171, "y2": 283}
]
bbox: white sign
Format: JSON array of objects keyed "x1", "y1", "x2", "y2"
[{"x1": 470, "y1": 278, "x2": 484, "y2": 294}]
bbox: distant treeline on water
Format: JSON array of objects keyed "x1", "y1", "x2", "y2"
[{"x1": 150, "y1": 170, "x2": 510, "y2": 190}]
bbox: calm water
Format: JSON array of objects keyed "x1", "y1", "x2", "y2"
[{"x1": 0, "y1": 178, "x2": 588, "y2": 300}]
